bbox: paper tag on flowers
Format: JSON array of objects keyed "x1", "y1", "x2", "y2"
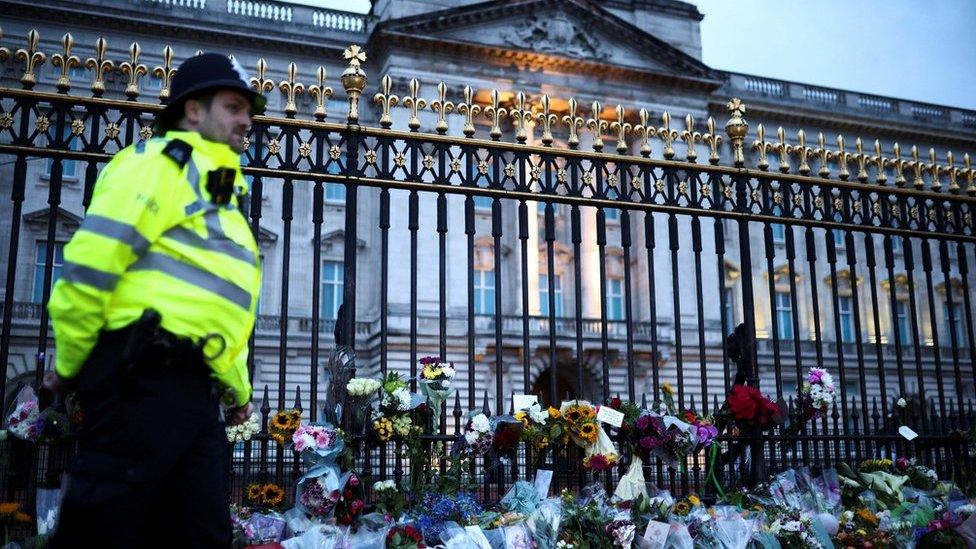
[
  {"x1": 596, "y1": 406, "x2": 624, "y2": 428},
  {"x1": 534, "y1": 469, "x2": 553, "y2": 499},
  {"x1": 898, "y1": 425, "x2": 918, "y2": 441},
  {"x1": 643, "y1": 520, "x2": 670, "y2": 548},
  {"x1": 513, "y1": 394, "x2": 538, "y2": 412}
]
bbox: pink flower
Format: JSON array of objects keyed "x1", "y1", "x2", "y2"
[
  {"x1": 809, "y1": 369, "x2": 824, "y2": 383},
  {"x1": 348, "y1": 475, "x2": 360, "y2": 486},
  {"x1": 896, "y1": 457, "x2": 909, "y2": 470}
]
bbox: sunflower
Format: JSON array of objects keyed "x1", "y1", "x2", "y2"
[
  {"x1": 687, "y1": 495, "x2": 700, "y2": 507},
  {"x1": 0, "y1": 503, "x2": 19, "y2": 517},
  {"x1": 246, "y1": 483, "x2": 263, "y2": 503},
  {"x1": 514, "y1": 411, "x2": 530, "y2": 429},
  {"x1": 673, "y1": 501, "x2": 690, "y2": 516},
  {"x1": 548, "y1": 407, "x2": 561, "y2": 419},
  {"x1": 579, "y1": 422, "x2": 598, "y2": 442},
  {"x1": 566, "y1": 409, "x2": 582, "y2": 423},
  {"x1": 262, "y1": 483, "x2": 285, "y2": 507},
  {"x1": 270, "y1": 413, "x2": 291, "y2": 430}
]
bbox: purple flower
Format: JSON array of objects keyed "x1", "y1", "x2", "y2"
[
  {"x1": 696, "y1": 424, "x2": 718, "y2": 445},
  {"x1": 896, "y1": 457, "x2": 909, "y2": 470},
  {"x1": 635, "y1": 415, "x2": 651, "y2": 431},
  {"x1": 808, "y1": 368, "x2": 824, "y2": 383},
  {"x1": 639, "y1": 436, "x2": 657, "y2": 449}
]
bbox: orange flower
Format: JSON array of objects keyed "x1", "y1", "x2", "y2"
[
  {"x1": 0, "y1": 503, "x2": 19, "y2": 516},
  {"x1": 246, "y1": 483, "x2": 263, "y2": 503},
  {"x1": 548, "y1": 407, "x2": 561, "y2": 419},
  {"x1": 14, "y1": 512, "x2": 31, "y2": 524},
  {"x1": 262, "y1": 483, "x2": 285, "y2": 507}
]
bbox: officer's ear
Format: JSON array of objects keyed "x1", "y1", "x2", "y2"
[{"x1": 182, "y1": 92, "x2": 216, "y2": 127}]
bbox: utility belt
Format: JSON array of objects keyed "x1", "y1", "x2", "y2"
[{"x1": 117, "y1": 309, "x2": 225, "y2": 377}]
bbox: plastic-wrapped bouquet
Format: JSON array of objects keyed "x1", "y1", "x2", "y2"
[
  {"x1": 346, "y1": 377, "x2": 381, "y2": 433},
  {"x1": 514, "y1": 401, "x2": 555, "y2": 450},
  {"x1": 5, "y1": 387, "x2": 40, "y2": 441},
  {"x1": 799, "y1": 367, "x2": 836, "y2": 420},
  {"x1": 373, "y1": 372, "x2": 421, "y2": 442},
  {"x1": 719, "y1": 384, "x2": 782, "y2": 432},
  {"x1": 292, "y1": 423, "x2": 344, "y2": 462},
  {"x1": 767, "y1": 510, "x2": 823, "y2": 548},
  {"x1": 385, "y1": 525, "x2": 425, "y2": 549},
  {"x1": 418, "y1": 356, "x2": 455, "y2": 427},
  {"x1": 373, "y1": 479, "x2": 407, "y2": 521},
  {"x1": 334, "y1": 473, "x2": 365, "y2": 526},
  {"x1": 226, "y1": 412, "x2": 260, "y2": 443},
  {"x1": 604, "y1": 517, "x2": 636, "y2": 547},
  {"x1": 560, "y1": 400, "x2": 618, "y2": 471},
  {"x1": 411, "y1": 491, "x2": 482, "y2": 543}
]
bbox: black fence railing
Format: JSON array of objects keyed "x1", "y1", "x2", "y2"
[{"x1": 2, "y1": 34, "x2": 975, "y2": 528}]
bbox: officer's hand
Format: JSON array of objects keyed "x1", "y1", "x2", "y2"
[
  {"x1": 42, "y1": 371, "x2": 68, "y2": 395},
  {"x1": 227, "y1": 402, "x2": 254, "y2": 426}
]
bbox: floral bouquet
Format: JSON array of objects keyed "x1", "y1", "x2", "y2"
[
  {"x1": 559, "y1": 400, "x2": 618, "y2": 471},
  {"x1": 462, "y1": 412, "x2": 493, "y2": 457},
  {"x1": 295, "y1": 467, "x2": 348, "y2": 518},
  {"x1": 766, "y1": 510, "x2": 823, "y2": 548},
  {"x1": 515, "y1": 402, "x2": 557, "y2": 451},
  {"x1": 245, "y1": 482, "x2": 286, "y2": 510},
  {"x1": 385, "y1": 525, "x2": 425, "y2": 549},
  {"x1": 799, "y1": 367, "x2": 836, "y2": 420},
  {"x1": 411, "y1": 491, "x2": 482, "y2": 543},
  {"x1": 418, "y1": 356, "x2": 455, "y2": 428},
  {"x1": 346, "y1": 377, "x2": 381, "y2": 433},
  {"x1": 334, "y1": 472, "x2": 365, "y2": 526},
  {"x1": 5, "y1": 386, "x2": 40, "y2": 442},
  {"x1": 226, "y1": 412, "x2": 260, "y2": 443},
  {"x1": 373, "y1": 372, "x2": 420, "y2": 442},
  {"x1": 604, "y1": 517, "x2": 636, "y2": 548},
  {"x1": 373, "y1": 480, "x2": 408, "y2": 521},
  {"x1": 720, "y1": 384, "x2": 782, "y2": 433},
  {"x1": 292, "y1": 423, "x2": 345, "y2": 464},
  {"x1": 268, "y1": 409, "x2": 301, "y2": 446}
]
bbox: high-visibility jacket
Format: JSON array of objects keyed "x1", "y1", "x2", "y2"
[{"x1": 48, "y1": 130, "x2": 260, "y2": 407}]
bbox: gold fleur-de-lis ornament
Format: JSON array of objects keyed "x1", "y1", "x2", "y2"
[
  {"x1": 430, "y1": 81, "x2": 455, "y2": 135},
  {"x1": 118, "y1": 42, "x2": 148, "y2": 100},
  {"x1": 456, "y1": 85, "x2": 481, "y2": 138},
  {"x1": 278, "y1": 62, "x2": 306, "y2": 118},
  {"x1": 401, "y1": 78, "x2": 427, "y2": 132},
  {"x1": 536, "y1": 94, "x2": 558, "y2": 147},
  {"x1": 562, "y1": 97, "x2": 585, "y2": 149},
  {"x1": 308, "y1": 66, "x2": 334, "y2": 121},
  {"x1": 509, "y1": 91, "x2": 534, "y2": 144},
  {"x1": 483, "y1": 89, "x2": 508, "y2": 141},
  {"x1": 702, "y1": 117, "x2": 722, "y2": 165},
  {"x1": 587, "y1": 101, "x2": 609, "y2": 152},
  {"x1": 15, "y1": 29, "x2": 46, "y2": 90},
  {"x1": 680, "y1": 114, "x2": 701, "y2": 162},
  {"x1": 610, "y1": 105, "x2": 632, "y2": 155},
  {"x1": 51, "y1": 33, "x2": 80, "y2": 93},
  {"x1": 152, "y1": 46, "x2": 177, "y2": 102},
  {"x1": 86, "y1": 37, "x2": 114, "y2": 97},
  {"x1": 634, "y1": 108, "x2": 656, "y2": 158}
]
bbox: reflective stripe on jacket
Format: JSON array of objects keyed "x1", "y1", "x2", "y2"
[{"x1": 48, "y1": 130, "x2": 260, "y2": 407}]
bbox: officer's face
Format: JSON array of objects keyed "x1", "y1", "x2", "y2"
[{"x1": 185, "y1": 90, "x2": 252, "y2": 153}]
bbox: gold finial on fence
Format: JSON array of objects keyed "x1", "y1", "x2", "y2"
[
  {"x1": 681, "y1": 114, "x2": 701, "y2": 162},
  {"x1": 587, "y1": 101, "x2": 608, "y2": 152},
  {"x1": 774, "y1": 126, "x2": 791, "y2": 173},
  {"x1": 835, "y1": 135, "x2": 852, "y2": 181},
  {"x1": 815, "y1": 132, "x2": 831, "y2": 177},
  {"x1": 51, "y1": 33, "x2": 80, "y2": 93},
  {"x1": 152, "y1": 46, "x2": 177, "y2": 101},
  {"x1": 964, "y1": 153, "x2": 975, "y2": 195},
  {"x1": 657, "y1": 111, "x2": 679, "y2": 159},
  {"x1": 118, "y1": 42, "x2": 147, "y2": 100},
  {"x1": 792, "y1": 129, "x2": 812, "y2": 175},
  {"x1": 853, "y1": 137, "x2": 869, "y2": 182},
  {"x1": 752, "y1": 123, "x2": 771, "y2": 170},
  {"x1": 456, "y1": 85, "x2": 480, "y2": 138},
  {"x1": 724, "y1": 97, "x2": 748, "y2": 167},
  {"x1": 634, "y1": 108, "x2": 655, "y2": 158},
  {"x1": 910, "y1": 145, "x2": 925, "y2": 189},
  {"x1": 401, "y1": 78, "x2": 426, "y2": 132},
  {"x1": 430, "y1": 81, "x2": 454, "y2": 135},
  {"x1": 250, "y1": 58, "x2": 275, "y2": 98},
  {"x1": 510, "y1": 91, "x2": 533, "y2": 144},
  {"x1": 611, "y1": 105, "x2": 631, "y2": 154},
  {"x1": 0, "y1": 27, "x2": 9, "y2": 62},
  {"x1": 15, "y1": 29, "x2": 46, "y2": 90},
  {"x1": 484, "y1": 89, "x2": 507, "y2": 141},
  {"x1": 702, "y1": 117, "x2": 721, "y2": 165},
  {"x1": 871, "y1": 140, "x2": 887, "y2": 185},
  {"x1": 562, "y1": 97, "x2": 585, "y2": 149},
  {"x1": 341, "y1": 45, "x2": 367, "y2": 124},
  {"x1": 85, "y1": 37, "x2": 113, "y2": 97},
  {"x1": 927, "y1": 148, "x2": 942, "y2": 191},
  {"x1": 308, "y1": 66, "x2": 333, "y2": 121},
  {"x1": 892, "y1": 143, "x2": 906, "y2": 187},
  {"x1": 943, "y1": 151, "x2": 959, "y2": 193},
  {"x1": 536, "y1": 94, "x2": 557, "y2": 146},
  {"x1": 374, "y1": 75, "x2": 399, "y2": 129},
  {"x1": 278, "y1": 62, "x2": 305, "y2": 118}
]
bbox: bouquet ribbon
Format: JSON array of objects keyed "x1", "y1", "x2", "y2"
[{"x1": 705, "y1": 443, "x2": 726, "y2": 499}]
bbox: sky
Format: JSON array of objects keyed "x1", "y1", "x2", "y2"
[{"x1": 293, "y1": 0, "x2": 976, "y2": 110}]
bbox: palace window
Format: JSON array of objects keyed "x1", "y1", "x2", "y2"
[
  {"x1": 539, "y1": 274, "x2": 563, "y2": 317},
  {"x1": 321, "y1": 260, "x2": 344, "y2": 319},
  {"x1": 32, "y1": 242, "x2": 64, "y2": 303},
  {"x1": 474, "y1": 269, "x2": 495, "y2": 315}
]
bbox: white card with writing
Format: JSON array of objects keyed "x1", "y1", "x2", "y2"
[
  {"x1": 534, "y1": 469, "x2": 553, "y2": 499},
  {"x1": 643, "y1": 520, "x2": 670, "y2": 548},
  {"x1": 596, "y1": 406, "x2": 625, "y2": 428},
  {"x1": 898, "y1": 425, "x2": 919, "y2": 441},
  {"x1": 513, "y1": 394, "x2": 538, "y2": 412}
]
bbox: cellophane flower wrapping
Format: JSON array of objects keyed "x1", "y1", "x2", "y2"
[
  {"x1": 614, "y1": 455, "x2": 649, "y2": 503},
  {"x1": 292, "y1": 423, "x2": 344, "y2": 465},
  {"x1": 323, "y1": 346, "x2": 356, "y2": 426},
  {"x1": 35, "y1": 487, "x2": 61, "y2": 535},
  {"x1": 441, "y1": 521, "x2": 491, "y2": 549},
  {"x1": 418, "y1": 356, "x2": 455, "y2": 428},
  {"x1": 559, "y1": 400, "x2": 619, "y2": 470},
  {"x1": 500, "y1": 481, "x2": 542, "y2": 516},
  {"x1": 711, "y1": 506, "x2": 752, "y2": 549},
  {"x1": 527, "y1": 497, "x2": 562, "y2": 549},
  {"x1": 294, "y1": 466, "x2": 349, "y2": 518},
  {"x1": 5, "y1": 386, "x2": 40, "y2": 441},
  {"x1": 245, "y1": 511, "x2": 287, "y2": 544}
]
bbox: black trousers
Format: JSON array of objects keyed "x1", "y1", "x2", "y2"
[{"x1": 50, "y1": 326, "x2": 232, "y2": 548}]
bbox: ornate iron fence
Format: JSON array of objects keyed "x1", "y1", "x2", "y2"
[{"x1": 1, "y1": 30, "x2": 975, "y2": 526}]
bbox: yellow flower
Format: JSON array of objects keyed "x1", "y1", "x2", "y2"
[
  {"x1": 688, "y1": 495, "x2": 701, "y2": 506},
  {"x1": 856, "y1": 508, "x2": 878, "y2": 527},
  {"x1": 514, "y1": 411, "x2": 530, "y2": 429},
  {"x1": 548, "y1": 407, "x2": 561, "y2": 419},
  {"x1": 662, "y1": 383, "x2": 674, "y2": 396},
  {"x1": 535, "y1": 436, "x2": 550, "y2": 449},
  {"x1": 262, "y1": 484, "x2": 285, "y2": 507},
  {"x1": 579, "y1": 422, "x2": 598, "y2": 442},
  {"x1": 673, "y1": 501, "x2": 690, "y2": 516},
  {"x1": 423, "y1": 365, "x2": 442, "y2": 379},
  {"x1": 0, "y1": 503, "x2": 20, "y2": 517},
  {"x1": 246, "y1": 483, "x2": 263, "y2": 502}
]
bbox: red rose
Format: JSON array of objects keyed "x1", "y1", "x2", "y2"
[
  {"x1": 610, "y1": 397, "x2": 622, "y2": 409},
  {"x1": 727, "y1": 385, "x2": 760, "y2": 420},
  {"x1": 344, "y1": 489, "x2": 353, "y2": 499}
]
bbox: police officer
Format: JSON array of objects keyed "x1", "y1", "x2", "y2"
[{"x1": 45, "y1": 53, "x2": 264, "y2": 546}]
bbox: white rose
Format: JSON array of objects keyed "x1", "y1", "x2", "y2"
[
  {"x1": 393, "y1": 388, "x2": 411, "y2": 411},
  {"x1": 442, "y1": 365, "x2": 456, "y2": 379},
  {"x1": 529, "y1": 406, "x2": 548, "y2": 424},
  {"x1": 897, "y1": 397, "x2": 907, "y2": 408},
  {"x1": 465, "y1": 430, "x2": 480, "y2": 445}
]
